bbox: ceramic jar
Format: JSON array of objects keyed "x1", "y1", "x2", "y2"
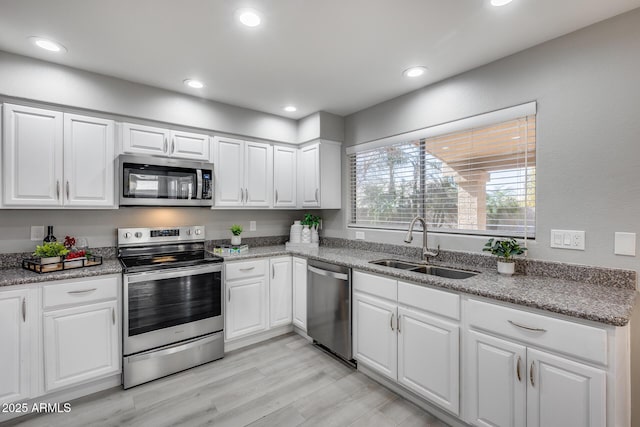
[
  {"x1": 301, "y1": 225, "x2": 311, "y2": 243},
  {"x1": 290, "y1": 220, "x2": 302, "y2": 243}
]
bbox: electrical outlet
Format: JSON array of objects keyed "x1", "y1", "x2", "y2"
[
  {"x1": 550, "y1": 229, "x2": 585, "y2": 250},
  {"x1": 31, "y1": 225, "x2": 45, "y2": 241},
  {"x1": 355, "y1": 231, "x2": 365, "y2": 240},
  {"x1": 249, "y1": 221, "x2": 256, "y2": 231}
]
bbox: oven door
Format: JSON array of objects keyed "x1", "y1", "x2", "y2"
[{"x1": 123, "y1": 263, "x2": 223, "y2": 355}]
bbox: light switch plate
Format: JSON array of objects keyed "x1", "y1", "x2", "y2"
[
  {"x1": 249, "y1": 221, "x2": 256, "y2": 231},
  {"x1": 550, "y1": 229, "x2": 585, "y2": 250},
  {"x1": 355, "y1": 231, "x2": 365, "y2": 240},
  {"x1": 614, "y1": 232, "x2": 636, "y2": 256},
  {"x1": 31, "y1": 225, "x2": 44, "y2": 241}
]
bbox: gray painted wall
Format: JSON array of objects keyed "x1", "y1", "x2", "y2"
[
  {"x1": 324, "y1": 9, "x2": 640, "y2": 272},
  {"x1": 0, "y1": 209, "x2": 301, "y2": 253},
  {"x1": 0, "y1": 51, "x2": 298, "y2": 143}
]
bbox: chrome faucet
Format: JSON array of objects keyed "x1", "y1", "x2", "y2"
[{"x1": 404, "y1": 216, "x2": 440, "y2": 262}]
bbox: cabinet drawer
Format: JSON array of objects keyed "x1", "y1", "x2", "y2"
[
  {"x1": 466, "y1": 298, "x2": 608, "y2": 365},
  {"x1": 43, "y1": 276, "x2": 118, "y2": 309},
  {"x1": 353, "y1": 270, "x2": 397, "y2": 301},
  {"x1": 398, "y1": 281, "x2": 460, "y2": 320},
  {"x1": 225, "y1": 259, "x2": 268, "y2": 280}
]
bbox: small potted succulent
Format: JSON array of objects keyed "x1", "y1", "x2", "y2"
[
  {"x1": 33, "y1": 242, "x2": 69, "y2": 271},
  {"x1": 230, "y1": 224, "x2": 243, "y2": 246},
  {"x1": 482, "y1": 238, "x2": 527, "y2": 276}
]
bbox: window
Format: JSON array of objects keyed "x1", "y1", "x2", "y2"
[{"x1": 348, "y1": 103, "x2": 536, "y2": 238}]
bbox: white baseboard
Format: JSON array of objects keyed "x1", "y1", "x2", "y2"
[
  {"x1": 0, "y1": 374, "x2": 121, "y2": 423},
  {"x1": 224, "y1": 324, "x2": 293, "y2": 352}
]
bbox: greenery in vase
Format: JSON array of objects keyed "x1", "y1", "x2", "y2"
[
  {"x1": 230, "y1": 224, "x2": 243, "y2": 236},
  {"x1": 33, "y1": 242, "x2": 70, "y2": 258},
  {"x1": 301, "y1": 213, "x2": 321, "y2": 228},
  {"x1": 482, "y1": 238, "x2": 526, "y2": 262}
]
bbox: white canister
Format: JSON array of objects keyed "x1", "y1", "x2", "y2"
[
  {"x1": 290, "y1": 220, "x2": 302, "y2": 243},
  {"x1": 311, "y1": 225, "x2": 319, "y2": 243},
  {"x1": 301, "y1": 225, "x2": 311, "y2": 243}
]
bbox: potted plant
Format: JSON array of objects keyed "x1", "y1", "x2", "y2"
[
  {"x1": 230, "y1": 224, "x2": 243, "y2": 246},
  {"x1": 33, "y1": 242, "x2": 69, "y2": 271},
  {"x1": 301, "y1": 213, "x2": 321, "y2": 243},
  {"x1": 482, "y1": 238, "x2": 527, "y2": 276}
]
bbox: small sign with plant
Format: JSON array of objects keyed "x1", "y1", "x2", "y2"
[{"x1": 482, "y1": 237, "x2": 527, "y2": 276}]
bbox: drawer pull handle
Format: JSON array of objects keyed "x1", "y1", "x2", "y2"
[
  {"x1": 163, "y1": 138, "x2": 168, "y2": 153},
  {"x1": 56, "y1": 180, "x2": 60, "y2": 200},
  {"x1": 272, "y1": 264, "x2": 275, "y2": 279},
  {"x1": 275, "y1": 189, "x2": 278, "y2": 204},
  {"x1": 239, "y1": 267, "x2": 255, "y2": 272},
  {"x1": 508, "y1": 320, "x2": 547, "y2": 333},
  {"x1": 66, "y1": 181, "x2": 70, "y2": 200},
  {"x1": 22, "y1": 298, "x2": 26, "y2": 322},
  {"x1": 390, "y1": 313, "x2": 394, "y2": 331},
  {"x1": 529, "y1": 361, "x2": 535, "y2": 387},
  {"x1": 112, "y1": 307, "x2": 115, "y2": 325},
  {"x1": 398, "y1": 315, "x2": 401, "y2": 333},
  {"x1": 516, "y1": 355, "x2": 522, "y2": 382},
  {"x1": 315, "y1": 188, "x2": 319, "y2": 203},
  {"x1": 67, "y1": 288, "x2": 97, "y2": 295},
  {"x1": 228, "y1": 289, "x2": 231, "y2": 302}
]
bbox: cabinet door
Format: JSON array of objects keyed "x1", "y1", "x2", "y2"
[
  {"x1": 226, "y1": 276, "x2": 268, "y2": 340},
  {"x1": 273, "y1": 145, "x2": 297, "y2": 207},
  {"x1": 269, "y1": 257, "x2": 292, "y2": 328},
  {"x1": 63, "y1": 114, "x2": 116, "y2": 207},
  {"x1": 292, "y1": 257, "x2": 307, "y2": 331},
  {"x1": 398, "y1": 307, "x2": 459, "y2": 415},
  {"x1": 526, "y1": 348, "x2": 606, "y2": 427},
  {"x1": 169, "y1": 130, "x2": 210, "y2": 161},
  {"x1": 213, "y1": 136, "x2": 244, "y2": 206},
  {"x1": 2, "y1": 104, "x2": 63, "y2": 206},
  {"x1": 299, "y1": 143, "x2": 320, "y2": 207},
  {"x1": 43, "y1": 300, "x2": 119, "y2": 392},
  {"x1": 353, "y1": 292, "x2": 397, "y2": 380},
  {"x1": 121, "y1": 122, "x2": 170, "y2": 156},
  {"x1": 0, "y1": 289, "x2": 30, "y2": 404},
  {"x1": 465, "y1": 330, "x2": 526, "y2": 427},
  {"x1": 244, "y1": 141, "x2": 272, "y2": 207}
]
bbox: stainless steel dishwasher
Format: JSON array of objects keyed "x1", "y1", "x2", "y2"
[{"x1": 307, "y1": 260, "x2": 354, "y2": 365}]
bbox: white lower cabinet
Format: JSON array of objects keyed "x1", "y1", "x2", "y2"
[
  {"x1": 43, "y1": 300, "x2": 119, "y2": 392},
  {"x1": 292, "y1": 257, "x2": 307, "y2": 331},
  {"x1": 352, "y1": 271, "x2": 460, "y2": 416},
  {"x1": 464, "y1": 298, "x2": 610, "y2": 427},
  {"x1": 225, "y1": 275, "x2": 269, "y2": 340},
  {"x1": 269, "y1": 257, "x2": 292, "y2": 328},
  {"x1": 0, "y1": 289, "x2": 33, "y2": 405}
]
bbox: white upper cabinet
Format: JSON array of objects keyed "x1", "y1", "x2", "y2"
[
  {"x1": 273, "y1": 145, "x2": 297, "y2": 208},
  {"x1": 2, "y1": 104, "x2": 116, "y2": 209},
  {"x1": 2, "y1": 104, "x2": 63, "y2": 206},
  {"x1": 121, "y1": 123, "x2": 210, "y2": 161},
  {"x1": 298, "y1": 140, "x2": 341, "y2": 209},
  {"x1": 212, "y1": 136, "x2": 272, "y2": 208},
  {"x1": 63, "y1": 114, "x2": 115, "y2": 207}
]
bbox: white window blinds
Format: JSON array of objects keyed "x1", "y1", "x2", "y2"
[{"x1": 348, "y1": 106, "x2": 536, "y2": 238}]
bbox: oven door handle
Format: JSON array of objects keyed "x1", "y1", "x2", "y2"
[{"x1": 125, "y1": 264, "x2": 223, "y2": 283}]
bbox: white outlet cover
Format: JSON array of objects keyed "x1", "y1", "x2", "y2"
[
  {"x1": 355, "y1": 231, "x2": 365, "y2": 240},
  {"x1": 614, "y1": 232, "x2": 636, "y2": 256},
  {"x1": 31, "y1": 225, "x2": 45, "y2": 241},
  {"x1": 249, "y1": 221, "x2": 256, "y2": 231}
]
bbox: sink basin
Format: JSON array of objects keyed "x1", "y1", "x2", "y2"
[
  {"x1": 369, "y1": 259, "x2": 478, "y2": 279},
  {"x1": 408, "y1": 265, "x2": 478, "y2": 280},
  {"x1": 369, "y1": 259, "x2": 423, "y2": 270}
]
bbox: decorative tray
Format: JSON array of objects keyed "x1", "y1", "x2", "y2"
[
  {"x1": 212, "y1": 244, "x2": 249, "y2": 255},
  {"x1": 22, "y1": 255, "x2": 103, "y2": 274}
]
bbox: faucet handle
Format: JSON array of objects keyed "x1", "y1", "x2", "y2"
[{"x1": 424, "y1": 245, "x2": 440, "y2": 259}]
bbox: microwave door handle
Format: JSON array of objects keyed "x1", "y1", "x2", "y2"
[{"x1": 196, "y1": 169, "x2": 203, "y2": 199}]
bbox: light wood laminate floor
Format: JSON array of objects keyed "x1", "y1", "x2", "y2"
[{"x1": 8, "y1": 333, "x2": 449, "y2": 427}]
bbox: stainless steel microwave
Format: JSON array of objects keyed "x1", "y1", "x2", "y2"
[{"x1": 119, "y1": 155, "x2": 213, "y2": 207}]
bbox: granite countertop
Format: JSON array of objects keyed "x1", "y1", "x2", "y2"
[
  {"x1": 219, "y1": 245, "x2": 638, "y2": 327},
  {"x1": 0, "y1": 258, "x2": 122, "y2": 287}
]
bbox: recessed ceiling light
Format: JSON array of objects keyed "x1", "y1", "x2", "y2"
[
  {"x1": 238, "y1": 8, "x2": 261, "y2": 27},
  {"x1": 29, "y1": 37, "x2": 66, "y2": 53},
  {"x1": 403, "y1": 66, "x2": 428, "y2": 78},
  {"x1": 184, "y1": 79, "x2": 205, "y2": 89},
  {"x1": 283, "y1": 106, "x2": 297, "y2": 112},
  {"x1": 491, "y1": 0, "x2": 513, "y2": 6}
]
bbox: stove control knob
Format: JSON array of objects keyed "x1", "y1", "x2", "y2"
[
  {"x1": 123, "y1": 232, "x2": 132, "y2": 239},
  {"x1": 195, "y1": 229, "x2": 202, "y2": 236},
  {"x1": 134, "y1": 232, "x2": 143, "y2": 238},
  {"x1": 187, "y1": 229, "x2": 193, "y2": 236}
]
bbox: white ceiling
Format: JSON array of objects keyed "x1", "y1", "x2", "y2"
[{"x1": 0, "y1": 0, "x2": 639, "y2": 119}]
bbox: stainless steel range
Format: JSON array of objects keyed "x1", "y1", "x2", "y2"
[{"x1": 118, "y1": 225, "x2": 224, "y2": 388}]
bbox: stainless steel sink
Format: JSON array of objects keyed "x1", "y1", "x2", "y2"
[
  {"x1": 369, "y1": 259, "x2": 478, "y2": 279},
  {"x1": 407, "y1": 265, "x2": 478, "y2": 280},
  {"x1": 369, "y1": 259, "x2": 423, "y2": 270}
]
